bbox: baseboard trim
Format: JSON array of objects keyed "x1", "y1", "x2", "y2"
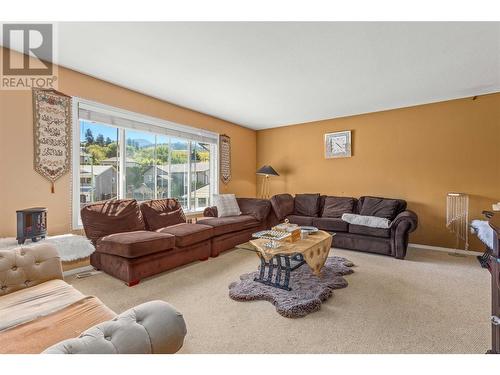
[
  {"x1": 63, "y1": 265, "x2": 94, "y2": 277},
  {"x1": 408, "y1": 243, "x2": 481, "y2": 256}
]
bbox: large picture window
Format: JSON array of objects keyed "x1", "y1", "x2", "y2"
[{"x1": 72, "y1": 98, "x2": 219, "y2": 228}]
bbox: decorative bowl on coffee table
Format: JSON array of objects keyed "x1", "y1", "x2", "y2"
[{"x1": 300, "y1": 226, "x2": 319, "y2": 234}]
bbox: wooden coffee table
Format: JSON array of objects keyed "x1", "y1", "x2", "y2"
[{"x1": 248, "y1": 230, "x2": 334, "y2": 291}]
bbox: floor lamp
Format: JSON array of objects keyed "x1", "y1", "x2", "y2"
[{"x1": 257, "y1": 165, "x2": 279, "y2": 199}]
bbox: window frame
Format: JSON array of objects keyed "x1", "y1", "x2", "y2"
[{"x1": 72, "y1": 97, "x2": 219, "y2": 230}]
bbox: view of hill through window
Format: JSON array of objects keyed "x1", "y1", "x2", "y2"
[{"x1": 79, "y1": 120, "x2": 212, "y2": 211}]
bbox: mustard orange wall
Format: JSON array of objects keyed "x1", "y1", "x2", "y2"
[
  {"x1": 0, "y1": 49, "x2": 257, "y2": 237},
  {"x1": 257, "y1": 94, "x2": 500, "y2": 251}
]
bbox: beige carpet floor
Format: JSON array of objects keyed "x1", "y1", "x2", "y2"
[{"x1": 68, "y1": 247, "x2": 491, "y2": 353}]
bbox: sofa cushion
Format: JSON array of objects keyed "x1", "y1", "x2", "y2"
[
  {"x1": 348, "y1": 224, "x2": 391, "y2": 238},
  {"x1": 213, "y1": 194, "x2": 241, "y2": 217},
  {"x1": 156, "y1": 223, "x2": 213, "y2": 247},
  {"x1": 140, "y1": 199, "x2": 186, "y2": 231},
  {"x1": 0, "y1": 279, "x2": 86, "y2": 331},
  {"x1": 359, "y1": 197, "x2": 401, "y2": 220},
  {"x1": 81, "y1": 199, "x2": 145, "y2": 244},
  {"x1": 236, "y1": 198, "x2": 271, "y2": 222},
  {"x1": 294, "y1": 193, "x2": 321, "y2": 217},
  {"x1": 312, "y1": 217, "x2": 349, "y2": 232},
  {"x1": 97, "y1": 231, "x2": 175, "y2": 258},
  {"x1": 286, "y1": 215, "x2": 314, "y2": 226},
  {"x1": 197, "y1": 215, "x2": 260, "y2": 237},
  {"x1": 321, "y1": 196, "x2": 356, "y2": 218},
  {"x1": 1, "y1": 295, "x2": 115, "y2": 354},
  {"x1": 318, "y1": 195, "x2": 327, "y2": 215},
  {"x1": 270, "y1": 194, "x2": 295, "y2": 221}
]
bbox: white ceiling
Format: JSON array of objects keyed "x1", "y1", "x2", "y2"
[{"x1": 14, "y1": 22, "x2": 500, "y2": 129}]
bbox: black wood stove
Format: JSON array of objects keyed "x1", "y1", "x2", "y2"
[{"x1": 16, "y1": 207, "x2": 47, "y2": 245}]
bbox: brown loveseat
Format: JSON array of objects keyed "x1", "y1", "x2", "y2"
[
  {"x1": 81, "y1": 197, "x2": 270, "y2": 285},
  {"x1": 269, "y1": 193, "x2": 418, "y2": 259}
]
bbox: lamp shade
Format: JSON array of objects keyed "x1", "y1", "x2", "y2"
[{"x1": 256, "y1": 165, "x2": 279, "y2": 176}]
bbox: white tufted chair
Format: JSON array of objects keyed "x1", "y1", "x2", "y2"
[
  {"x1": 0, "y1": 243, "x2": 63, "y2": 296},
  {"x1": 0, "y1": 243, "x2": 187, "y2": 354},
  {"x1": 43, "y1": 300, "x2": 187, "y2": 354}
]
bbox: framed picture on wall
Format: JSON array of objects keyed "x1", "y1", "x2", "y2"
[{"x1": 325, "y1": 130, "x2": 352, "y2": 158}]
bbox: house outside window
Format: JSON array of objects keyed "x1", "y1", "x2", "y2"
[{"x1": 72, "y1": 98, "x2": 219, "y2": 228}]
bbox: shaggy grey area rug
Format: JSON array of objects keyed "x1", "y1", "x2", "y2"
[{"x1": 229, "y1": 256, "x2": 354, "y2": 318}]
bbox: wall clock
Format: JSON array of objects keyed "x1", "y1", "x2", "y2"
[{"x1": 324, "y1": 130, "x2": 352, "y2": 158}]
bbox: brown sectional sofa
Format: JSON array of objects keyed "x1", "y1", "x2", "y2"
[
  {"x1": 269, "y1": 193, "x2": 418, "y2": 259},
  {"x1": 81, "y1": 197, "x2": 270, "y2": 285},
  {"x1": 81, "y1": 193, "x2": 416, "y2": 285}
]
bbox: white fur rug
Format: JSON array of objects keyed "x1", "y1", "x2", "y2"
[{"x1": 0, "y1": 234, "x2": 95, "y2": 262}]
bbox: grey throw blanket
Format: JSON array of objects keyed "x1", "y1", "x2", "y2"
[{"x1": 341, "y1": 213, "x2": 391, "y2": 228}]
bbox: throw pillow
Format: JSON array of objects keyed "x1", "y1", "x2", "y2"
[
  {"x1": 322, "y1": 196, "x2": 355, "y2": 218},
  {"x1": 139, "y1": 199, "x2": 186, "y2": 231},
  {"x1": 270, "y1": 193, "x2": 294, "y2": 221},
  {"x1": 294, "y1": 193, "x2": 321, "y2": 217},
  {"x1": 237, "y1": 198, "x2": 271, "y2": 222},
  {"x1": 81, "y1": 199, "x2": 146, "y2": 244},
  {"x1": 213, "y1": 194, "x2": 241, "y2": 217},
  {"x1": 359, "y1": 197, "x2": 400, "y2": 220}
]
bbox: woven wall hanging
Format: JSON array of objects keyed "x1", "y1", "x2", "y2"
[
  {"x1": 32, "y1": 88, "x2": 72, "y2": 193},
  {"x1": 219, "y1": 134, "x2": 231, "y2": 184}
]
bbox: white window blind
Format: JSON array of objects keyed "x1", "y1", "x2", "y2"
[{"x1": 78, "y1": 101, "x2": 218, "y2": 144}]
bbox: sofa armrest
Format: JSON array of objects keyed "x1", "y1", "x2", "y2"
[
  {"x1": 391, "y1": 210, "x2": 418, "y2": 233},
  {"x1": 203, "y1": 206, "x2": 218, "y2": 217},
  {"x1": 236, "y1": 198, "x2": 271, "y2": 222},
  {"x1": 0, "y1": 243, "x2": 63, "y2": 297},
  {"x1": 42, "y1": 300, "x2": 187, "y2": 354},
  {"x1": 390, "y1": 210, "x2": 418, "y2": 259},
  {"x1": 483, "y1": 210, "x2": 495, "y2": 219}
]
